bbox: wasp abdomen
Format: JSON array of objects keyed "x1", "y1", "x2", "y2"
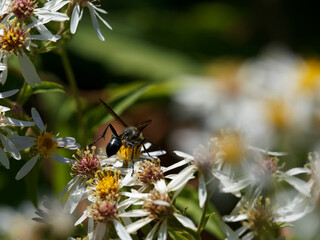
[{"x1": 106, "y1": 137, "x2": 122, "y2": 157}]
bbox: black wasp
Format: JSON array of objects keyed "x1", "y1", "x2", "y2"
[{"x1": 90, "y1": 99, "x2": 152, "y2": 160}]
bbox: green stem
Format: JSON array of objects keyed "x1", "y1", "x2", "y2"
[
  {"x1": 16, "y1": 82, "x2": 27, "y2": 105},
  {"x1": 60, "y1": 48, "x2": 86, "y2": 145}
]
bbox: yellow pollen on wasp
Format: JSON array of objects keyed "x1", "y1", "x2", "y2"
[
  {"x1": 117, "y1": 145, "x2": 142, "y2": 164},
  {"x1": 36, "y1": 131, "x2": 58, "y2": 156},
  {"x1": 90, "y1": 168, "x2": 121, "y2": 200}
]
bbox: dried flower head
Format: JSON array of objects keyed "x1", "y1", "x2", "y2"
[
  {"x1": 71, "y1": 146, "x2": 101, "y2": 178},
  {"x1": 88, "y1": 199, "x2": 118, "y2": 223},
  {"x1": 142, "y1": 190, "x2": 172, "y2": 220},
  {"x1": 134, "y1": 158, "x2": 164, "y2": 185},
  {"x1": 9, "y1": 0, "x2": 37, "y2": 20}
]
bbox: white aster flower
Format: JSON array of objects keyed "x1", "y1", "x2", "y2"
[
  {"x1": 0, "y1": 89, "x2": 34, "y2": 169},
  {"x1": 0, "y1": 19, "x2": 42, "y2": 87},
  {"x1": 75, "y1": 198, "x2": 132, "y2": 240},
  {"x1": 11, "y1": 107, "x2": 79, "y2": 180},
  {"x1": 69, "y1": 0, "x2": 112, "y2": 41},
  {"x1": 119, "y1": 179, "x2": 197, "y2": 240}
]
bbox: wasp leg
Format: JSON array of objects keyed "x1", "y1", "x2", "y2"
[{"x1": 89, "y1": 124, "x2": 119, "y2": 147}]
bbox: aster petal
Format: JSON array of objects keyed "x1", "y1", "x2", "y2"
[
  {"x1": 281, "y1": 174, "x2": 311, "y2": 196},
  {"x1": 173, "y1": 213, "x2": 197, "y2": 231},
  {"x1": 70, "y1": 3, "x2": 81, "y2": 34},
  {"x1": 0, "y1": 89, "x2": 18, "y2": 98},
  {"x1": 64, "y1": 178, "x2": 86, "y2": 213},
  {"x1": 8, "y1": 135, "x2": 35, "y2": 151},
  {"x1": 31, "y1": 108, "x2": 44, "y2": 132},
  {"x1": 15, "y1": 154, "x2": 39, "y2": 180},
  {"x1": 74, "y1": 210, "x2": 88, "y2": 226},
  {"x1": 90, "y1": 4, "x2": 108, "y2": 14},
  {"x1": 113, "y1": 219, "x2": 132, "y2": 240},
  {"x1": 158, "y1": 218, "x2": 167, "y2": 240},
  {"x1": 173, "y1": 150, "x2": 194, "y2": 160},
  {"x1": 4, "y1": 117, "x2": 34, "y2": 127},
  {"x1": 87, "y1": 2, "x2": 104, "y2": 41},
  {"x1": 59, "y1": 175, "x2": 81, "y2": 198},
  {"x1": 51, "y1": 152, "x2": 73, "y2": 164},
  {"x1": 248, "y1": 145, "x2": 287, "y2": 156},
  {"x1": 0, "y1": 147, "x2": 10, "y2": 169},
  {"x1": 57, "y1": 137, "x2": 79, "y2": 149},
  {"x1": 17, "y1": 54, "x2": 42, "y2": 88},
  {"x1": 119, "y1": 209, "x2": 149, "y2": 218},
  {"x1": 0, "y1": 56, "x2": 8, "y2": 85},
  {"x1": 154, "y1": 200, "x2": 171, "y2": 207},
  {"x1": 31, "y1": 23, "x2": 61, "y2": 42},
  {"x1": 154, "y1": 179, "x2": 167, "y2": 194},
  {"x1": 126, "y1": 217, "x2": 153, "y2": 234},
  {"x1": 223, "y1": 214, "x2": 248, "y2": 222},
  {"x1": 198, "y1": 174, "x2": 207, "y2": 208},
  {"x1": 94, "y1": 10, "x2": 112, "y2": 30},
  {"x1": 42, "y1": 0, "x2": 69, "y2": 11},
  {"x1": 146, "y1": 222, "x2": 160, "y2": 240},
  {"x1": 35, "y1": 10, "x2": 69, "y2": 24},
  {"x1": 94, "y1": 222, "x2": 106, "y2": 240},
  {"x1": 167, "y1": 165, "x2": 196, "y2": 192},
  {"x1": 285, "y1": 167, "x2": 311, "y2": 176},
  {"x1": 163, "y1": 159, "x2": 190, "y2": 173},
  {"x1": 0, "y1": 133, "x2": 21, "y2": 160},
  {"x1": 88, "y1": 217, "x2": 94, "y2": 240}
]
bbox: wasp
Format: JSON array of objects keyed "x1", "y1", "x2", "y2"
[{"x1": 90, "y1": 99, "x2": 152, "y2": 162}]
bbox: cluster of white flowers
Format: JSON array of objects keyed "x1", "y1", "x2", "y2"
[{"x1": 0, "y1": 0, "x2": 111, "y2": 87}]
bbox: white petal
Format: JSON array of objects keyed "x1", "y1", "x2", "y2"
[
  {"x1": 154, "y1": 179, "x2": 167, "y2": 194},
  {"x1": 15, "y1": 154, "x2": 39, "y2": 180},
  {"x1": 223, "y1": 214, "x2": 247, "y2": 222},
  {"x1": 70, "y1": 3, "x2": 81, "y2": 34},
  {"x1": 157, "y1": 219, "x2": 167, "y2": 240},
  {"x1": 113, "y1": 219, "x2": 132, "y2": 240},
  {"x1": 146, "y1": 222, "x2": 160, "y2": 240},
  {"x1": 0, "y1": 89, "x2": 18, "y2": 98},
  {"x1": 173, "y1": 150, "x2": 194, "y2": 160},
  {"x1": 64, "y1": 179, "x2": 86, "y2": 213},
  {"x1": 59, "y1": 175, "x2": 81, "y2": 198},
  {"x1": 154, "y1": 200, "x2": 170, "y2": 207},
  {"x1": 173, "y1": 213, "x2": 197, "y2": 231},
  {"x1": 8, "y1": 135, "x2": 35, "y2": 151},
  {"x1": 88, "y1": 217, "x2": 94, "y2": 240},
  {"x1": 33, "y1": 23, "x2": 61, "y2": 42},
  {"x1": 167, "y1": 165, "x2": 196, "y2": 192},
  {"x1": 17, "y1": 54, "x2": 42, "y2": 87},
  {"x1": 0, "y1": 147, "x2": 10, "y2": 169},
  {"x1": 283, "y1": 175, "x2": 311, "y2": 197},
  {"x1": 198, "y1": 174, "x2": 207, "y2": 208},
  {"x1": 119, "y1": 210, "x2": 149, "y2": 218},
  {"x1": 0, "y1": 133, "x2": 21, "y2": 160},
  {"x1": 51, "y1": 152, "x2": 73, "y2": 164},
  {"x1": 126, "y1": 217, "x2": 153, "y2": 234},
  {"x1": 57, "y1": 137, "x2": 79, "y2": 149},
  {"x1": 87, "y1": 3, "x2": 104, "y2": 41},
  {"x1": 248, "y1": 145, "x2": 287, "y2": 156},
  {"x1": 94, "y1": 10, "x2": 112, "y2": 30},
  {"x1": 285, "y1": 167, "x2": 311, "y2": 176},
  {"x1": 31, "y1": 108, "x2": 44, "y2": 131},
  {"x1": 0, "y1": 56, "x2": 8, "y2": 85},
  {"x1": 74, "y1": 211, "x2": 88, "y2": 225},
  {"x1": 94, "y1": 222, "x2": 106, "y2": 240},
  {"x1": 4, "y1": 117, "x2": 34, "y2": 127},
  {"x1": 36, "y1": 11, "x2": 69, "y2": 23},
  {"x1": 163, "y1": 159, "x2": 189, "y2": 172}
]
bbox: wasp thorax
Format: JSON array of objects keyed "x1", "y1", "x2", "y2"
[
  {"x1": 142, "y1": 190, "x2": 171, "y2": 220},
  {"x1": 10, "y1": 0, "x2": 37, "y2": 20},
  {"x1": 0, "y1": 19, "x2": 29, "y2": 54}
]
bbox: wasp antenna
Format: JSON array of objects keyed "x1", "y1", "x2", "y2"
[
  {"x1": 137, "y1": 119, "x2": 152, "y2": 132},
  {"x1": 99, "y1": 98, "x2": 128, "y2": 127}
]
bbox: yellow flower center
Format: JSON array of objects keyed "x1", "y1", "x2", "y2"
[
  {"x1": 36, "y1": 131, "x2": 58, "y2": 156},
  {"x1": 265, "y1": 99, "x2": 291, "y2": 130},
  {"x1": 298, "y1": 60, "x2": 320, "y2": 92},
  {"x1": 0, "y1": 19, "x2": 29, "y2": 54},
  {"x1": 90, "y1": 169, "x2": 121, "y2": 200},
  {"x1": 215, "y1": 132, "x2": 245, "y2": 165}
]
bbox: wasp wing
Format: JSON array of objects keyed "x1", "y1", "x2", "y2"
[
  {"x1": 99, "y1": 99, "x2": 128, "y2": 127},
  {"x1": 137, "y1": 119, "x2": 152, "y2": 132}
]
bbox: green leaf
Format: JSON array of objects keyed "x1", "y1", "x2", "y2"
[
  {"x1": 19, "y1": 81, "x2": 65, "y2": 106},
  {"x1": 168, "y1": 230, "x2": 191, "y2": 240}
]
